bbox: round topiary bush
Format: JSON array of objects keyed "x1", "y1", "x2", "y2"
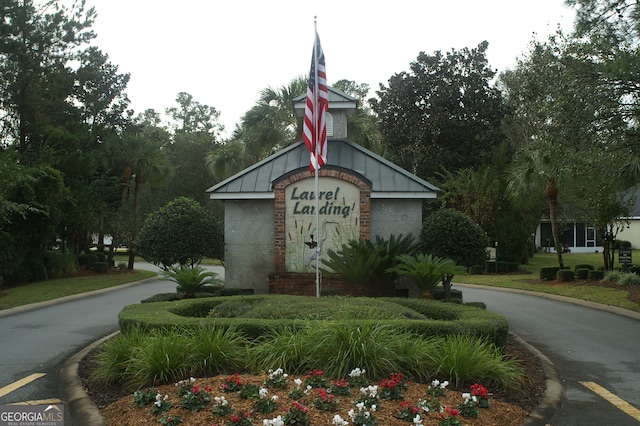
[
  {"x1": 136, "y1": 197, "x2": 224, "y2": 269},
  {"x1": 420, "y1": 208, "x2": 488, "y2": 267},
  {"x1": 588, "y1": 270, "x2": 604, "y2": 280}
]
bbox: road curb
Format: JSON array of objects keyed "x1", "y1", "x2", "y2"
[
  {"x1": 61, "y1": 332, "x2": 118, "y2": 426},
  {"x1": 456, "y1": 282, "x2": 640, "y2": 321},
  {"x1": 0, "y1": 277, "x2": 158, "y2": 319},
  {"x1": 514, "y1": 333, "x2": 563, "y2": 426}
]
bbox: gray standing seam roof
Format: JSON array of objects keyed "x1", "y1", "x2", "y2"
[{"x1": 206, "y1": 139, "x2": 440, "y2": 199}]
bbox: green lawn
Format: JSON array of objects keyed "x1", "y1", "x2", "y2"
[
  {"x1": 1, "y1": 251, "x2": 638, "y2": 313},
  {"x1": 0, "y1": 270, "x2": 157, "y2": 310},
  {"x1": 455, "y1": 251, "x2": 640, "y2": 313}
]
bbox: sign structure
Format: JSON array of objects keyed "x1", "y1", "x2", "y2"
[
  {"x1": 284, "y1": 177, "x2": 360, "y2": 272},
  {"x1": 619, "y1": 248, "x2": 632, "y2": 264},
  {"x1": 0, "y1": 404, "x2": 64, "y2": 426}
]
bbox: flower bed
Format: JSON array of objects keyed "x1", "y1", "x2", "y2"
[{"x1": 101, "y1": 371, "x2": 528, "y2": 426}]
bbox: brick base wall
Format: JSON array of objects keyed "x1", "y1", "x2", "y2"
[{"x1": 268, "y1": 273, "x2": 397, "y2": 297}]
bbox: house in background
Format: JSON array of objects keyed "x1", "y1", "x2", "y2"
[{"x1": 534, "y1": 188, "x2": 640, "y2": 253}]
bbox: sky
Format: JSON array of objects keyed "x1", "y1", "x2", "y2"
[{"x1": 79, "y1": 0, "x2": 577, "y2": 137}]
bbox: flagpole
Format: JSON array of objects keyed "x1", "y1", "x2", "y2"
[{"x1": 313, "y1": 18, "x2": 321, "y2": 298}]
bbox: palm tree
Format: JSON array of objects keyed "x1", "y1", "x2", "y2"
[
  {"x1": 508, "y1": 150, "x2": 567, "y2": 268},
  {"x1": 108, "y1": 127, "x2": 170, "y2": 269}
]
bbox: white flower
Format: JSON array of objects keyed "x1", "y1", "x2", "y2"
[
  {"x1": 263, "y1": 416, "x2": 284, "y2": 426},
  {"x1": 259, "y1": 387, "x2": 268, "y2": 399},
  {"x1": 431, "y1": 379, "x2": 440, "y2": 387},
  {"x1": 214, "y1": 395, "x2": 228, "y2": 406},
  {"x1": 348, "y1": 409, "x2": 356, "y2": 419},
  {"x1": 294, "y1": 378, "x2": 302, "y2": 388},
  {"x1": 348, "y1": 367, "x2": 365, "y2": 377},
  {"x1": 413, "y1": 414, "x2": 423, "y2": 424},
  {"x1": 271, "y1": 395, "x2": 279, "y2": 402},
  {"x1": 462, "y1": 392, "x2": 471, "y2": 402},
  {"x1": 332, "y1": 414, "x2": 349, "y2": 425},
  {"x1": 370, "y1": 404, "x2": 377, "y2": 412},
  {"x1": 441, "y1": 380, "x2": 449, "y2": 388}
]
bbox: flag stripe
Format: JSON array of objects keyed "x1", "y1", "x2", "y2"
[{"x1": 303, "y1": 31, "x2": 328, "y2": 172}]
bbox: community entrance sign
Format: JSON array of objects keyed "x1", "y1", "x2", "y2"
[{"x1": 284, "y1": 177, "x2": 360, "y2": 272}]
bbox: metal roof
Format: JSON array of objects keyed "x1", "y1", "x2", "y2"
[{"x1": 207, "y1": 139, "x2": 440, "y2": 200}]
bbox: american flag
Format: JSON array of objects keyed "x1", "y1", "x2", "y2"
[{"x1": 303, "y1": 31, "x2": 328, "y2": 172}]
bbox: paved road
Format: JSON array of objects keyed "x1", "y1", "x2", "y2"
[
  {"x1": 0, "y1": 264, "x2": 223, "y2": 409},
  {"x1": 459, "y1": 284, "x2": 640, "y2": 426}
]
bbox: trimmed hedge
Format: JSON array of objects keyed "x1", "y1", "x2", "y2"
[
  {"x1": 556, "y1": 269, "x2": 575, "y2": 282},
  {"x1": 119, "y1": 295, "x2": 510, "y2": 349},
  {"x1": 469, "y1": 265, "x2": 484, "y2": 275},
  {"x1": 588, "y1": 270, "x2": 604, "y2": 280},
  {"x1": 574, "y1": 264, "x2": 594, "y2": 271},
  {"x1": 540, "y1": 266, "x2": 560, "y2": 280},
  {"x1": 575, "y1": 268, "x2": 590, "y2": 279}
]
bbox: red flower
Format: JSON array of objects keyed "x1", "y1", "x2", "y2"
[{"x1": 470, "y1": 383, "x2": 489, "y2": 399}]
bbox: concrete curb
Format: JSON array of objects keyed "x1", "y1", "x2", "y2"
[
  {"x1": 455, "y1": 282, "x2": 640, "y2": 321},
  {"x1": 61, "y1": 332, "x2": 118, "y2": 426},
  {"x1": 514, "y1": 333, "x2": 563, "y2": 426}
]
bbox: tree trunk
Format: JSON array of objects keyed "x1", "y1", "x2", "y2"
[
  {"x1": 127, "y1": 172, "x2": 144, "y2": 270},
  {"x1": 546, "y1": 178, "x2": 564, "y2": 269}
]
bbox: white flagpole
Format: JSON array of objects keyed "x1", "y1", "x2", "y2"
[{"x1": 313, "y1": 19, "x2": 321, "y2": 298}]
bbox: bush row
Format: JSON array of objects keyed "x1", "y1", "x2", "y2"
[{"x1": 118, "y1": 295, "x2": 510, "y2": 349}]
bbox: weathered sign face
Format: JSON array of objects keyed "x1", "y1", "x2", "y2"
[{"x1": 284, "y1": 177, "x2": 360, "y2": 272}]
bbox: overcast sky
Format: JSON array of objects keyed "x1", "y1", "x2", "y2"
[{"x1": 80, "y1": 0, "x2": 576, "y2": 137}]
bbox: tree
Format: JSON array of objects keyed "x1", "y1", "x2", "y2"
[
  {"x1": 107, "y1": 127, "x2": 170, "y2": 269},
  {"x1": 501, "y1": 30, "x2": 633, "y2": 269},
  {"x1": 371, "y1": 41, "x2": 505, "y2": 182},
  {"x1": 332, "y1": 79, "x2": 382, "y2": 153},
  {"x1": 162, "y1": 94, "x2": 221, "y2": 207},
  {"x1": 136, "y1": 197, "x2": 223, "y2": 270},
  {"x1": 420, "y1": 208, "x2": 488, "y2": 268},
  {"x1": 567, "y1": 0, "x2": 640, "y2": 186},
  {"x1": 0, "y1": 0, "x2": 96, "y2": 157}
]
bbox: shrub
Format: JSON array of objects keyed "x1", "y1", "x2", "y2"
[
  {"x1": 617, "y1": 273, "x2": 640, "y2": 285},
  {"x1": 556, "y1": 269, "x2": 575, "y2": 282},
  {"x1": 574, "y1": 264, "x2": 594, "y2": 271},
  {"x1": 507, "y1": 262, "x2": 520, "y2": 272},
  {"x1": 575, "y1": 268, "x2": 590, "y2": 280},
  {"x1": 136, "y1": 197, "x2": 223, "y2": 269},
  {"x1": 93, "y1": 262, "x2": 109, "y2": 273},
  {"x1": 386, "y1": 253, "x2": 458, "y2": 292},
  {"x1": 322, "y1": 234, "x2": 417, "y2": 289},
  {"x1": 45, "y1": 251, "x2": 77, "y2": 278},
  {"x1": 428, "y1": 334, "x2": 525, "y2": 391},
  {"x1": 420, "y1": 209, "x2": 488, "y2": 267},
  {"x1": 468, "y1": 265, "x2": 484, "y2": 275},
  {"x1": 160, "y1": 265, "x2": 223, "y2": 298},
  {"x1": 615, "y1": 240, "x2": 632, "y2": 249},
  {"x1": 588, "y1": 270, "x2": 604, "y2": 280},
  {"x1": 78, "y1": 253, "x2": 98, "y2": 267},
  {"x1": 539, "y1": 267, "x2": 560, "y2": 280}
]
